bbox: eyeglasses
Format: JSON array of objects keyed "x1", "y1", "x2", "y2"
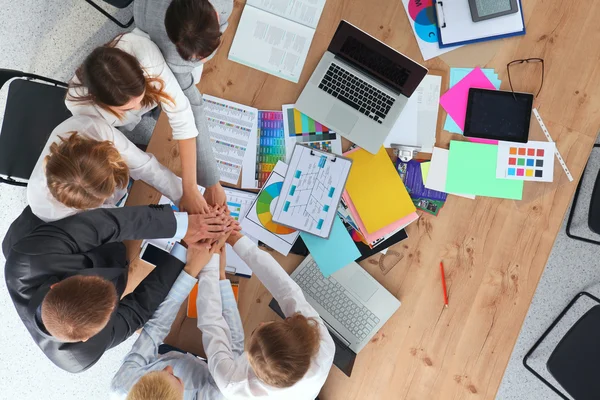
[{"x1": 507, "y1": 58, "x2": 544, "y2": 100}]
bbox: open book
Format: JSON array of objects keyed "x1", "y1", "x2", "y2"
[{"x1": 229, "y1": 0, "x2": 327, "y2": 83}]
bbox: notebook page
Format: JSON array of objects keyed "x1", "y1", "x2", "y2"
[
  {"x1": 229, "y1": 5, "x2": 315, "y2": 83},
  {"x1": 247, "y1": 0, "x2": 327, "y2": 29}
]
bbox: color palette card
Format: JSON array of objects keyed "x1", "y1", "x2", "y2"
[
  {"x1": 445, "y1": 141, "x2": 524, "y2": 200},
  {"x1": 496, "y1": 141, "x2": 556, "y2": 182}
]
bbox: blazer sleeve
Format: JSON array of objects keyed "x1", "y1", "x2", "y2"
[
  {"x1": 11, "y1": 206, "x2": 177, "y2": 257},
  {"x1": 108, "y1": 253, "x2": 186, "y2": 348}
]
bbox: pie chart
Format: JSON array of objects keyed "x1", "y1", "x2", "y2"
[{"x1": 256, "y1": 181, "x2": 296, "y2": 235}]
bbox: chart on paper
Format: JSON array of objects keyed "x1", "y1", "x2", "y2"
[{"x1": 204, "y1": 95, "x2": 258, "y2": 185}]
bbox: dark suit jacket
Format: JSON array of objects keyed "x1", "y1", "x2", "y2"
[{"x1": 3, "y1": 205, "x2": 185, "y2": 373}]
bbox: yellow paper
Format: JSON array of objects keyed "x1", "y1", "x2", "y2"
[
  {"x1": 345, "y1": 147, "x2": 416, "y2": 233},
  {"x1": 420, "y1": 161, "x2": 431, "y2": 183}
]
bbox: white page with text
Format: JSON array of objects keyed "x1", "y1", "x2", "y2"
[{"x1": 247, "y1": 0, "x2": 327, "y2": 29}]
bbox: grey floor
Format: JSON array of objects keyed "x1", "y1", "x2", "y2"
[{"x1": 0, "y1": 1, "x2": 598, "y2": 400}]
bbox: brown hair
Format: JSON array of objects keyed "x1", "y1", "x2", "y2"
[
  {"x1": 45, "y1": 132, "x2": 129, "y2": 210},
  {"x1": 247, "y1": 313, "x2": 321, "y2": 388},
  {"x1": 41, "y1": 275, "x2": 117, "y2": 342},
  {"x1": 127, "y1": 371, "x2": 182, "y2": 400},
  {"x1": 70, "y1": 36, "x2": 174, "y2": 119},
  {"x1": 165, "y1": 0, "x2": 222, "y2": 61}
]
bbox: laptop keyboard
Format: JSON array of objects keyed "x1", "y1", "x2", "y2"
[
  {"x1": 318, "y1": 63, "x2": 396, "y2": 124},
  {"x1": 295, "y1": 258, "x2": 380, "y2": 342}
]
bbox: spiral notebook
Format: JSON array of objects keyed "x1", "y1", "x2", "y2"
[{"x1": 272, "y1": 144, "x2": 352, "y2": 238}]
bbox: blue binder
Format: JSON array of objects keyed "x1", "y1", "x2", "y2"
[{"x1": 433, "y1": 0, "x2": 526, "y2": 49}]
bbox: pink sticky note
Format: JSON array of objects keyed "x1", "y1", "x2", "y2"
[
  {"x1": 469, "y1": 137, "x2": 498, "y2": 145},
  {"x1": 439, "y1": 67, "x2": 497, "y2": 131}
]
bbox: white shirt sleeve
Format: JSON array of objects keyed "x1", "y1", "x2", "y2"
[{"x1": 125, "y1": 30, "x2": 199, "y2": 141}]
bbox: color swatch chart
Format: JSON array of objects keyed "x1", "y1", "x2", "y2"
[
  {"x1": 255, "y1": 111, "x2": 286, "y2": 188},
  {"x1": 496, "y1": 141, "x2": 556, "y2": 182},
  {"x1": 204, "y1": 95, "x2": 258, "y2": 185},
  {"x1": 272, "y1": 144, "x2": 352, "y2": 238},
  {"x1": 282, "y1": 105, "x2": 342, "y2": 162}
]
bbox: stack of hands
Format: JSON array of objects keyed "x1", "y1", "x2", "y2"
[{"x1": 180, "y1": 183, "x2": 244, "y2": 278}]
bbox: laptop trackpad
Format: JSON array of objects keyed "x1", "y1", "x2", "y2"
[
  {"x1": 327, "y1": 105, "x2": 358, "y2": 133},
  {"x1": 345, "y1": 270, "x2": 378, "y2": 302}
]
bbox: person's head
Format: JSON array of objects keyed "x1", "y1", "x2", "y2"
[
  {"x1": 45, "y1": 133, "x2": 129, "y2": 210},
  {"x1": 71, "y1": 37, "x2": 174, "y2": 118},
  {"x1": 127, "y1": 366, "x2": 184, "y2": 400},
  {"x1": 247, "y1": 313, "x2": 321, "y2": 388},
  {"x1": 165, "y1": 0, "x2": 222, "y2": 62},
  {"x1": 41, "y1": 275, "x2": 117, "y2": 342}
]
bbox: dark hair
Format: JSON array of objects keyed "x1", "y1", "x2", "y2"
[
  {"x1": 69, "y1": 36, "x2": 174, "y2": 118},
  {"x1": 45, "y1": 132, "x2": 129, "y2": 210},
  {"x1": 165, "y1": 0, "x2": 222, "y2": 61},
  {"x1": 247, "y1": 313, "x2": 321, "y2": 388},
  {"x1": 41, "y1": 275, "x2": 117, "y2": 342}
]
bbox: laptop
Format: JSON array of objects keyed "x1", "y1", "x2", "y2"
[
  {"x1": 290, "y1": 255, "x2": 400, "y2": 353},
  {"x1": 296, "y1": 20, "x2": 428, "y2": 154}
]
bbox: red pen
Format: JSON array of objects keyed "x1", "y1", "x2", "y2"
[{"x1": 440, "y1": 261, "x2": 449, "y2": 308}]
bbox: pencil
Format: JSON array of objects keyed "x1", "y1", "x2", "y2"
[{"x1": 440, "y1": 261, "x2": 448, "y2": 308}]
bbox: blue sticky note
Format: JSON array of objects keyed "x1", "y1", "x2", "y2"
[{"x1": 300, "y1": 216, "x2": 361, "y2": 277}]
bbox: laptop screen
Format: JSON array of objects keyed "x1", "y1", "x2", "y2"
[{"x1": 328, "y1": 21, "x2": 427, "y2": 97}]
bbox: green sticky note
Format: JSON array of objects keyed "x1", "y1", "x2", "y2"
[
  {"x1": 445, "y1": 141, "x2": 523, "y2": 200},
  {"x1": 420, "y1": 161, "x2": 431, "y2": 184}
]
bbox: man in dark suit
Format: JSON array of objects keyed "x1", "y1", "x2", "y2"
[{"x1": 2, "y1": 204, "x2": 232, "y2": 373}]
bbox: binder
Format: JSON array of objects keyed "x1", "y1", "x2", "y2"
[{"x1": 433, "y1": 0, "x2": 526, "y2": 48}]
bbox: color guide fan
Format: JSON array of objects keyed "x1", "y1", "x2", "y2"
[{"x1": 256, "y1": 181, "x2": 296, "y2": 235}]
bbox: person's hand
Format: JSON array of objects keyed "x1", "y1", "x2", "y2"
[
  {"x1": 184, "y1": 240, "x2": 212, "y2": 277},
  {"x1": 180, "y1": 187, "x2": 210, "y2": 214},
  {"x1": 183, "y1": 211, "x2": 230, "y2": 243},
  {"x1": 219, "y1": 245, "x2": 227, "y2": 280},
  {"x1": 204, "y1": 183, "x2": 227, "y2": 207},
  {"x1": 226, "y1": 230, "x2": 244, "y2": 247}
]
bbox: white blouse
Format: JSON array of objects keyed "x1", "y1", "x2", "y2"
[
  {"x1": 27, "y1": 115, "x2": 183, "y2": 222},
  {"x1": 65, "y1": 29, "x2": 199, "y2": 141}
]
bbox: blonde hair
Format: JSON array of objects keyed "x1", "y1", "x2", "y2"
[
  {"x1": 45, "y1": 132, "x2": 129, "y2": 210},
  {"x1": 247, "y1": 313, "x2": 321, "y2": 388},
  {"x1": 127, "y1": 371, "x2": 182, "y2": 400}
]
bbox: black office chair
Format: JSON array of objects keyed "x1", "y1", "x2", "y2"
[
  {"x1": 566, "y1": 144, "x2": 600, "y2": 245},
  {"x1": 83, "y1": 0, "x2": 134, "y2": 29},
  {"x1": 523, "y1": 291, "x2": 600, "y2": 400},
  {"x1": 0, "y1": 69, "x2": 72, "y2": 187}
]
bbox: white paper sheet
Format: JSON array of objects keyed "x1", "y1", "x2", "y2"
[
  {"x1": 241, "y1": 161, "x2": 300, "y2": 255},
  {"x1": 203, "y1": 95, "x2": 258, "y2": 186},
  {"x1": 425, "y1": 147, "x2": 475, "y2": 199},
  {"x1": 247, "y1": 0, "x2": 327, "y2": 29},
  {"x1": 229, "y1": 5, "x2": 315, "y2": 83},
  {"x1": 272, "y1": 144, "x2": 351, "y2": 238}
]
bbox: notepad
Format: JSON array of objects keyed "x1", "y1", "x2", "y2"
[
  {"x1": 344, "y1": 147, "x2": 416, "y2": 234},
  {"x1": 300, "y1": 216, "x2": 360, "y2": 277},
  {"x1": 445, "y1": 141, "x2": 523, "y2": 200},
  {"x1": 229, "y1": 0, "x2": 327, "y2": 83}
]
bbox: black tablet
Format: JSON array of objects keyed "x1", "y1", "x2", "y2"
[
  {"x1": 463, "y1": 88, "x2": 533, "y2": 143},
  {"x1": 468, "y1": 0, "x2": 518, "y2": 22}
]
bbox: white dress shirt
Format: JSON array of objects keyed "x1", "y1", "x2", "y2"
[
  {"x1": 197, "y1": 237, "x2": 336, "y2": 400},
  {"x1": 65, "y1": 29, "x2": 199, "y2": 141},
  {"x1": 27, "y1": 114, "x2": 183, "y2": 222}
]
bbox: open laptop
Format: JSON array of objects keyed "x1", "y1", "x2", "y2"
[
  {"x1": 290, "y1": 255, "x2": 400, "y2": 353},
  {"x1": 296, "y1": 20, "x2": 428, "y2": 154}
]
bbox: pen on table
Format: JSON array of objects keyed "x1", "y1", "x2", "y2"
[{"x1": 440, "y1": 261, "x2": 449, "y2": 308}]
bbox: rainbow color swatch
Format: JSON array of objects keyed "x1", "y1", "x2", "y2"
[
  {"x1": 256, "y1": 111, "x2": 286, "y2": 188},
  {"x1": 256, "y1": 181, "x2": 296, "y2": 235},
  {"x1": 286, "y1": 107, "x2": 337, "y2": 142}
]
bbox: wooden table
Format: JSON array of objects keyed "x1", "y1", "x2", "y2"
[{"x1": 125, "y1": 1, "x2": 600, "y2": 398}]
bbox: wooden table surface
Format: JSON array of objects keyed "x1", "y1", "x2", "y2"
[{"x1": 125, "y1": 1, "x2": 600, "y2": 398}]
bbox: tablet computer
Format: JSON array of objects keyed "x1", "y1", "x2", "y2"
[
  {"x1": 468, "y1": 0, "x2": 518, "y2": 22},
  {"x1": 463, "y1": 88, "x2": 533, "y2": 143}
]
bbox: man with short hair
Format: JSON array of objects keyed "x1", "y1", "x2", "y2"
[
  {"x1": 133, "y1": 0, "x2": 233, "y2": 207},
  {"x1": 3, "y1": 204, "x2": 235, "y2": 373}
]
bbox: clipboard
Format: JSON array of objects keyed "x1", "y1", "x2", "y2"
[
  {"x1": 433, "y1": 0, "x2": 525, "y2": 48},
  {"x1": 271, "y1": 144, "x2": 352, "y2": 239}
]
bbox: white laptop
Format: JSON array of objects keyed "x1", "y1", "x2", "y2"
[
  {"x1": 291, "y1": 255, "x2": 400, "y2": 353},
  {"x1": 296, "y1": 20, "x2": 428, "y2": 154}
]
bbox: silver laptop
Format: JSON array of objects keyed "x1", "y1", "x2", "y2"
[
  {"x1": 296, "y1": 20, "x2": 428, "y2": 154},
  {"x1": 291, "y1": 255, "x2": 400, "y2": 353}
]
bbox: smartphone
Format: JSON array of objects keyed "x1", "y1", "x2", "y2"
[{"x1": 140, "y1": 242, "x2": 170, "y2": 267}]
